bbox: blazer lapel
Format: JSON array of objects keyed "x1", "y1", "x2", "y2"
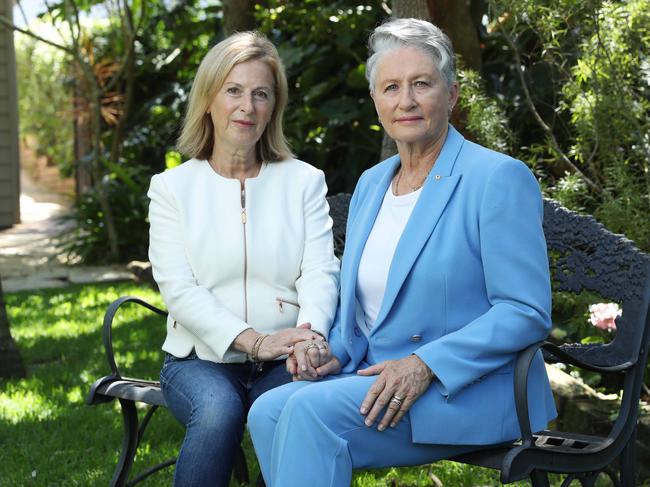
[
  {"x1": 373, "y1": 126, "x2": 465, "y2": 330},
  {"x1": 340, "y1": 156, "x2": 400, "y2": 327}
]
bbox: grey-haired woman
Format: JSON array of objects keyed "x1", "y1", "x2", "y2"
[{"x1": 247, "y1": 18, "x2": 555, "y2": 487}]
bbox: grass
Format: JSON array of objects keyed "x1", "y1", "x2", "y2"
[{"x1": 0, "y1": 282, "x2": 622, "y2": 486}]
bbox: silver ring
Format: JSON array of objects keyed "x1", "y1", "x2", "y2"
[
  {"x1": 389, "y1": 396, "x2": 403, "y2": 407},
  {"x1": 317, "y1": 343, "x2": 328, "y2": 350},
  {"x1": 305, "y1": 343, "x2": 319, "y2": 352}
]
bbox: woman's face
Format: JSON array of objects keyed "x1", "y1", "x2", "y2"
[
  {"x1": 371, "y1": 46, "x2": 458, "y2": 148},
  {"x1": 207, "y1": 59, "x2": 275, "y2": 156}
]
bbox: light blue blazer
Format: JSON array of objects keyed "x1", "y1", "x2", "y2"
[{"x1": 328, "y1": 125, "x2": 557, "y2": 445}]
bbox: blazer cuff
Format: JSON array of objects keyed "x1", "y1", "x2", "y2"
[
  {"x1": 297, "y1": 306, "x2": 332, "y2": 338},
  {"x1": 212, "y1": 322, "x2": 253, "y2": 361},
  {"x1": 328, "y1": 338, "x2": 350, "y2": 370},
  {"x1": 414, "y1": 350, "x2": 454, "y2": 398}
]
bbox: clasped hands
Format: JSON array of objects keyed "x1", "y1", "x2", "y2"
[
  {"x1": 286, "y1": 324, "x2": 435, "y2": 431},
  {"x1": 286, "y1": 323, "x2": 341, "y2": 380}
]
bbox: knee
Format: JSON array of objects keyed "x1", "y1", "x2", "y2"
[
  {"x1": 189, "y1": 391, "x2": 244, "y2": 437},
  {"x1": 277, "y1": 386, "x2": 322, "y2": 424},
  {"x1": 280, "y1": 383, "x2": 352, "y2": 432},
  {"x1": 247, "y1": 390, "x2": 279, "y2": 438}
]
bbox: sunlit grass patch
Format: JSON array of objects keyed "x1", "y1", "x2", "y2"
[
  {"x1": 0, "y1": 282, "x2": 635, "y2": 486},
  {"x1": 0, "y1": 385, "x2": 60, "y2": 423},
  {"x1": 1, "y1": 282, "x2": 177, "y2": 486}
]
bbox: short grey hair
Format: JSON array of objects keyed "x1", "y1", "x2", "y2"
[{"x1": 366, "y1": 18, "x2": 456, "y2": 93}]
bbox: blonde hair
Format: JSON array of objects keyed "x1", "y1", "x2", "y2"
[{"x1": 177, "y1": 32, "x2": 293, "y2": 162}]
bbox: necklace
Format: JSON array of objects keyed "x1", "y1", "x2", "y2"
[{"x1": 394, "y1": 165, "x2": 432, "y2": 194}]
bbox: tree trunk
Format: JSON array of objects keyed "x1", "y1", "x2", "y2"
[
  {"x1": 429, "y1": 0, "x2": 484, "y2": 131},
  {"x1": 392, "y1": 0, "x2": 431, "y2": 18},
  {"x1": 380, "y1": 0, "x2": 484, "y2": 159},
  {"x1": 379, "y1": 0, "x2": 433, "y2": 161},
  {"x1": 74, "y1": 63, "x2": 93, "y2": 200},
  {"x1": 429, "y1": 0, "x2": 482, "y2": 72},
  {"x1": 90, "y1": 90, "x2": 120, "y2": 261},
  {"x1": 0, "y1": 276, "x2": 26, "y2": 378},
  {"x1": 222, "y1": 0, "x2": 257, "y2": 35},
  {"x1": 109, "y1": 4, "x2": 137, "y2": 165}
]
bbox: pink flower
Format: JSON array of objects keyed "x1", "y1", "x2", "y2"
[{"x1": 588, "y1": 302, "x2": 621, "y2": 332}]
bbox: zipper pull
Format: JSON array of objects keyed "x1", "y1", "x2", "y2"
[
  {"x1": 240, "y1": 186, "x2": 246, "y2": 224},
  {"x1": 277, "y1": 298, "x2": 284, "y2": 313}
]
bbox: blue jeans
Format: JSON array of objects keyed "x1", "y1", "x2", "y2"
[{"x1": 160, "y1": 351, "x2": 291, "y2": 487}]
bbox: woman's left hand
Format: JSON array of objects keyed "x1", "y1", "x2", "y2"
[
  {"x1": 357, "y1": 355, "x2": 434, "y2": 431},
  {"x1": 287, "y1": 337, "x2": 330, "y2": 380}
]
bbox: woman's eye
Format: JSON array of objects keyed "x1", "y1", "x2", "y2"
[
  {"x1": 384, "y1": 84, "x2": 398, "y2": 92},
  {"x1": 253, "y1": 90, "x2": 269, "y2": 100},
  {"x1": 226, "y1": 86, "x2": 240, "y2": 95}
]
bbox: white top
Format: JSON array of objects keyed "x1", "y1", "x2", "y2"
[
  {"x1": 148, "y1": 158, "x2": 340, "y2": 363},
  {"x1": 356, "y1": 184, "x2": 421, "y2": 335}
]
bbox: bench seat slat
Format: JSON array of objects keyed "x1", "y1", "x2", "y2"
[{"x1": 95, "y1": 379, "x2": 166, "y2": 407}]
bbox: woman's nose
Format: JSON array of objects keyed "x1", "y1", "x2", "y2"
[
  {"x1": 239, "y1": 95, "x2": 254, "y2": 113},
  {"x1": 398, "y1": 86, "x2": 416, "y2": 109}
]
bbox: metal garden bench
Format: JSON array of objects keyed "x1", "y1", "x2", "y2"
[{"x1": 87, "y1": 194, "x2": 650, "y2": 486}]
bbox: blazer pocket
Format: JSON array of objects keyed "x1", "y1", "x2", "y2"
[
  {"x1": 276, "y1": 297, "x2": 300, "y2": 313},
  {"x1": 274, "y1": 297, "x2": 300, "y2": 328}
]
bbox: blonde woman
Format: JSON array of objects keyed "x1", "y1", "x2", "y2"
[{"x1": 147, "y1": 32, "x2": 339, "y2": 486}]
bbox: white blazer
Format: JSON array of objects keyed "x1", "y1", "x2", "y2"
[{"x1": 148, "y1": 158, "x2": 340, "y2": 363}]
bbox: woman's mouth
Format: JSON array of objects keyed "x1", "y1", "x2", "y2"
[
  {"x1": 233, "y1": 120, "x2": 255, "y2": 127},
  {"x1": 395, "y1": 116, "x2": 423, "y2": 123}
]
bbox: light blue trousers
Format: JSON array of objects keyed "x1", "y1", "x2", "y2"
[{"x1": 247, "y1": 373, "x2": 479, "y2": 487}]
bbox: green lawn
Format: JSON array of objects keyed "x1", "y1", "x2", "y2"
[{"x1": 0, "y1": 282, "x2": 613, "y2": 486}]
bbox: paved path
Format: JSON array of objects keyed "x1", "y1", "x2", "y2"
[{"x1": 0, "y1": 171, "x2": 133, "y2": 293}]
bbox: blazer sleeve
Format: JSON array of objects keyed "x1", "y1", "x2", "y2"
[
  {"x1": 148, "y1": 174, "x2": 250, "y2": 360},
  {"x1": 326, "y1": 175, "x2": 366, "y2": 369},
  {"x1": 413, "y1": 159, "x2": 552, "y2": 398},
  {"x1": 295, "y1": 169, "x2": 340, "y2": 337}
]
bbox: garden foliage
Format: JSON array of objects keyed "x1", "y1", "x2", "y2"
[
  {"x1": 15, "y1": 0, "x2": 648, "y2": 264},
  {"x1": 477, "y1": 0, "x2": 650, "y2": 252},
  {"x1": 12, "y1": 1, "x2": 650, "y2": 384},
  {"x1": 15, "y1": 33, "x2": 74, "y2": 176}
]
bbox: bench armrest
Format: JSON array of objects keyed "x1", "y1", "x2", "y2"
[
  {"x1": 513, "y1": 341, "x2": 544, "y2": 446},
  {"x1": 101, "y1": 296, "x2": 167, "y2": 379},
  {"x1": 513, "y1": 338, "x2": 637, "y2": 446},
  {"x1": 541, "y1": 342, "x2": 634, "y2": 373}
]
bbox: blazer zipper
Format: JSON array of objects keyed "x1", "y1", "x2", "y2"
[
  {"x1": 241, "y1": 182, "x2": 248, "y2": 323},
  {"x1": 276, "y1": 297, "x2": 300, "y2": 313}
]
